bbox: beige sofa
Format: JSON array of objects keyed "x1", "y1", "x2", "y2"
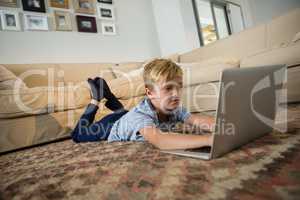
[{"x1": 1, "y1": 8, "x2": 299, "y2": 153}]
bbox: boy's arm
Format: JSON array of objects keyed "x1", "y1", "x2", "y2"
[
  {"x1": 184, "y1": 114, "x2": 215, "y2": 132},
  {"x1": 139, "y1": 126, "x2": 212, "y2": 150}
]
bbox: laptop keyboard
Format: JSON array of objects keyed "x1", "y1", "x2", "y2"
[{"x1": 186, "y1": 146, "x2": 211, "y2": 153}]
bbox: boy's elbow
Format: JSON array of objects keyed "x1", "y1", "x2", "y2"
[
  {"x1": 149, "y1": 135, "x2": 171, "y2": 150},
  {"x1": 155, "y1": 142, "x2": 175, "y2": 150},
  {"x1": 152, "y1": 141, "x2": 165, "y2": 150},
  {"x1": 140, "y1": 127, "x2": 168, "y2": 150},
  {"x1": 145, "y1": 132, "x2": 166, "y2": 150},
  {"x1": 156, "y1": 145, "x2": 170, "y2": 150}
]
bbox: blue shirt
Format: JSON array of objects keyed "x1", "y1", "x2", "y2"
[{"x1": 107, "y1": 96, "x2": 192, "y2": 142}]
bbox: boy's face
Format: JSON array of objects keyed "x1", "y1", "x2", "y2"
[{"x1": 146, "y1": 76, "x2": 183, "y2": 114}]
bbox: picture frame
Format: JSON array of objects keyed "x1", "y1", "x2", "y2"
[
  {"x1": 54, "y1": 11, "x2": 72, "y2": 31},
  {"x1": 101, "y1": 22, "x2": 116, "y2": 35},
  {"x1": 97, "y1": 0, "x2": 112, "y2": 4},
  {"x1": 22, "y1": 0, "x2": 46, "y2": 13},
  {"x1": 49, "y1": 0, "x2": 69, "y2": 9},
  {"x1": 74, "y1": 0, "x2": 95, "y2": 15},
  {"x1": 24, "y1": 13, "x2": 49, "y2": 31},
  {"x1": 97, "y1": 4, "x2": 115, "y2": 20},
  {"x1": 0, "y1": 10, "x2": 21, "y2": 31},
  {"x1": 0, "y1": 0, "x2": 18, "y2": 7},
  {"x1": 76, "y1": 15, "x2": 97, "y2": 33}
]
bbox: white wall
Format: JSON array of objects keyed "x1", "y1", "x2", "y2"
[
  {"x1": 151, "y1": 0, "x2": 200, "y2": 57},
  {"x1": 0, "y1": 0, "x2": 161, "y2": 64},
  {"x1": 179, "y1": 0, "x2": 201, "y2": 51},
  {"x1": 228, "y1": 0, "x2": 254, "y2": 28},
  {"x1": 2, "y1": 0, "x2": 300, "y2": 64},
  {"x1": 248, "y1": 0, "x2": 300, "y2": 26},
  {"x1": 151, "y1": 0, "x2": 186, "y2": 57},
  {"x1": 230, "y1": 0, "x2": 300, "y2": 28}
]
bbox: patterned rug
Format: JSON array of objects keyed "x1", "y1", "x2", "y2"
[{"x1": 0, "y1": 104, "x2": 300, "y2": 200}]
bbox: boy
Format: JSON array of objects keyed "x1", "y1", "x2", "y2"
[{"x1": 71, "y1": 59, "x2": 214, "y2": 150}]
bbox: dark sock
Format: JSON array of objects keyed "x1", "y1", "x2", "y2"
[
  {"x1": 87, "y1": 78, "x2": 104, "y2": 101},
  {"x1": 94, "y1": 77, "x2": 124, "y2": 111},
  {"x1": 104, "y1": 97, "x2": 124, "y2": 112}
]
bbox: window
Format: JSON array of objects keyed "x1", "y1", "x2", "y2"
[
  {"x1": 213, "y1": 2, "x2": 230, "y2": 39},
  {"x1": 227, "y1": 3, "x2": 245, "y2": 33},
  {"x1": 192, "y1": 0, "x2": 244, "y2": 46}
]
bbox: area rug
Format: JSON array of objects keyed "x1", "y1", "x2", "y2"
[{"x1": 0, "y1": 104, "x2": 300, "y2": 200}]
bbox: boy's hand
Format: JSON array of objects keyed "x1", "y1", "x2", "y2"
[
  {"x1": 185, "y1": 114, "x2": 215, "y2": 132},
  {"x1": 206, "y1": 117, "x2": 216, "y2": 132},
  {"x1": 139, "y1": 126, "x2": 214, "y2": 150},
  {"x1": 207, "y1": 134, "x2": 213, "y2": 146}
]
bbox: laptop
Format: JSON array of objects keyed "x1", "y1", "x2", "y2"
[{"x1": 162, "y1": 65, "x2": 286, "y2": 160}]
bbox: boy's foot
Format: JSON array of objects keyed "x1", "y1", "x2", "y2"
[
  {"x1": 104, "y1": 99, "x2": 124, "y2": 112},
  {"x1": 87, "y1": 78, "x2": 104, "y2": 102},
  {"x1": 94, "y1": 77, "x2": 124, "y2": 111},
  {"x1": 93, "y1": 77, "x2": 114, "y2": 100}
]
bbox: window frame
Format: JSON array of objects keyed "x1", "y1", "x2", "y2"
[
  {"x1": 192, "y1": 0, "x2": 243, "y2": 46},
  {"x1": 211, "y1": 0, "x2": 232, "y2": 39}
]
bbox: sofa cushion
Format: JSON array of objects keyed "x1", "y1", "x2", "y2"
[
  {"x1": 179, "y1": 56, "x2": 239, "y2": 67},
  {"x1": 267, "y1": 8, "x2": 300, "y2": 48},
  {"x1": 119, "y1": 95, "x2": 145, "y2": 110},
  {"x1": 58, "y1": 63, "x2": 116, "y2": 84},
  {"x1": 0, "y1": 81, "x2": 91, "y2": 119},
  {"x1": 240, "y1": 43, "x2": 300, "y2": 103},
  {"x1": 111, "y1": 62, "x2": 143, "y2": 78},
  {"x1": 0, "y1": 65, "x2": 16, "y2": 82},
  {"x1": 178, "y1": 57, "x2": 240, "y2": 86},
  {"x1": 108, "y1": 68, "x2": 145, "y2": 100},
  {"x1": 292, "y1": 31, "x2": 300, "y2": 43},
  {"x1": 181, "y1": 82, "x2": 219, "y2": 112},
  {"x1": 285, "y1": 66, "x2": 300, "y2": 103},
  {"x1": 0, "y1": 64, "x2": 27, "y2": 90},
  {"x1": 240, "y1": 43, "x2": 300, "y2": 68},
  {"x1": 179, "y1": 23, "x2": 267, "y2": 62},
  {"x1": 143, "y1": 53, "x2": 180, "y2": 67},
  {"x1": 3, "y1": 64, "x2": 63, "y2": 88}
]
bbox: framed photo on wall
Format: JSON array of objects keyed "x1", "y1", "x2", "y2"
[
  {"x1": 76, "y1": 15, "x2": 97, "y2": 33},
  {"x1": 49, "y1": 0, "x2": 69, "y2": 9},
  {"x1": 74, "y1": 0, "x2": 95, "y2": 14},
  {"x1": 97, "y1": 4, "x2": 115, "y2": 20},
  {"x1": 101, "y1": 22, "x2": 116, "y2": 35},
  {"x1": 0, "y1": 0, "x2": 18, "y2": 7},
  {"x1": 24, "y1": 13, "x2": 48, "y2": 31},
  {"x1": 0, "y1": 10, "x2": 21, "y2": 31},
  {"x1": 97, "y1": 0, "x2": 112, "y2": 4},
  {"x1": 22, "y1": 0, "x2": 46, "y2": 13},
  {"x1": 54, "y1": 11, "x2": 72, "y2": 31}
]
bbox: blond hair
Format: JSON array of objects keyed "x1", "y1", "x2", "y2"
[{"x1": 143, "y1": 58, "x2": 183, "y2": 90}]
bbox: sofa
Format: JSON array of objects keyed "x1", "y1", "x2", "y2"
[{"x1": 0, "y1": 8, "x2": 299, "y2": 153}]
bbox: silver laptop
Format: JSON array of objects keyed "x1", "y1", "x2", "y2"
[{"x1": 162, "y1": 65, "x2": 286, "y2": 160}]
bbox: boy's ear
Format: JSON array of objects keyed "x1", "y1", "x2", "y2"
[
  {"x1": 145, "y1": 86, "x2": 151, "y2": 96},
  {"x1": 145, "y1": 86, "x2": 154, "y2": 97}
]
